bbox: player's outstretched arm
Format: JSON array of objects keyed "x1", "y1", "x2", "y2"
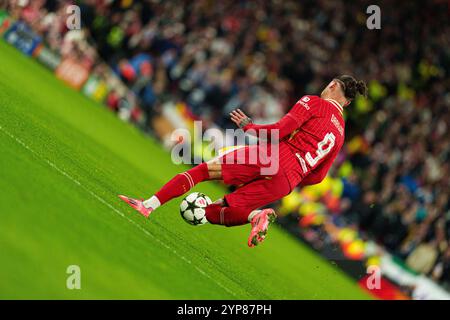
[{"x1": 230, "y1": 109, "x2": 299, "y2": 141}]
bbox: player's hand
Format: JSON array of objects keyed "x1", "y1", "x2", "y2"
[{"x1": 230, "y1": 109, "x2": 252, "y2": 128}]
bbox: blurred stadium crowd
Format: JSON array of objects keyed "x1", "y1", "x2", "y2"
[{"x1": 3, "y1": 0, "x2": 450, "y2": 289}]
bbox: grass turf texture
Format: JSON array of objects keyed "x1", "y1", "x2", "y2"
[{"x1": 0, "y1": 40, "x2": 369, "y2": 299}]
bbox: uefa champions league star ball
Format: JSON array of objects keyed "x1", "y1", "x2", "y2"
[{"x1": 180, "y1": 192, "x2": 212, "y2": 225}]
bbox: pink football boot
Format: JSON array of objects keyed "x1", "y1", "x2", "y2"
[
  {"x1": 248, "y1": 209, "x2": 277, "y2": 247},
  {"x1": 118, "y1": 195, "x2": 153, "y2": 218}
]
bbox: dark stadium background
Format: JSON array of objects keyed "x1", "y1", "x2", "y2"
[{"x1": 1, "y1": 0, "x2": 449, "y2": 300}]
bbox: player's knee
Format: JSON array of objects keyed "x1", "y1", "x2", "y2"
[
  {"x1": 205, "y1": 161, "x2": 222, "y2": 180},
  {"x1": 207, "y1": 161, "x2": 221, "y2": 171},
  {"x1": 208, "y1": 170, "x2": 222, "y2": 180}
]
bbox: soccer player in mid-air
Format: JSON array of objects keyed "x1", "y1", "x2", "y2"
[{"x1": 119, "y1": 75, "x2": 367, "y2": 247}]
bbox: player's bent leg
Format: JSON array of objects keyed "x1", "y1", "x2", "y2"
[
  {"x1": 212, "y1": 173, "x2": 289, "y2": 246},
  {"x1": 205, "y1": 203, "x2": 277, "y2": 247},
  {"x1": 205, "y1": 203, "x2": 250, "y2": 226}
]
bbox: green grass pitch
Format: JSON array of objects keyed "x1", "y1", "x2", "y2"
[{"x1": 0, "y1": 40, "x2": 369, "y2": 299}]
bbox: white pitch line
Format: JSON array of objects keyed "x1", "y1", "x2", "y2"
[{"x1": 0, "y1": 125, "x2": 236, "y2": 297}]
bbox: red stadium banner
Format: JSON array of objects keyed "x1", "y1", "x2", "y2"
[{"x1": 55, "y1": 58, "x2": 90, "y2": 90}]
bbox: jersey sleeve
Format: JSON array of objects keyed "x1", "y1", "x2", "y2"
[
  {"x1": 243, "y1": 95, "x2": 316, "y2": 141},
  {"x1": 243, "y1": 114, "x2": 299, "y2": 141},
  {"x1": 286, "y1": 95, "x2": 318, "y2": 127}
]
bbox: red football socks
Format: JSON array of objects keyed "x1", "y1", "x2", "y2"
[
  {"x1": 205, "y1": 203, "x2": 251, "y2": 226},
  {"x1": 155, "y1": 163, "x2": 210, "y2": 205}
]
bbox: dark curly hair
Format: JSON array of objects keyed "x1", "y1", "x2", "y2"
[{"x1": 335, "y1": 75, "x2": 368, "y2": 100}]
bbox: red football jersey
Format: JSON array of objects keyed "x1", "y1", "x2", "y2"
[{"x1": 244, "y1": 95, "x2": 345, "y2": 189}]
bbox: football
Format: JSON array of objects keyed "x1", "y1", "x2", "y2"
[{"x1": 180, "y1": 192, "x2": 212, "y2": 225}]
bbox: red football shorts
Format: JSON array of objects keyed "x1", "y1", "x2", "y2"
[{"x1": 219, "y1": 145, "x2": 291, "y2": 211}]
